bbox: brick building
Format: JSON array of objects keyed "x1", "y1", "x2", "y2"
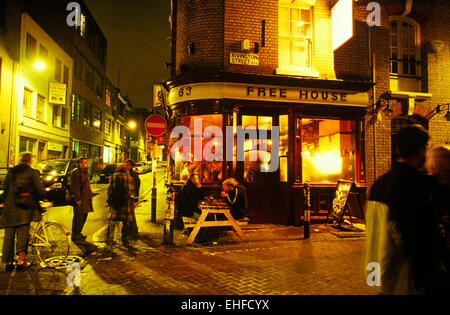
[{"x1": 167, "y1": 0, "x2": 450, "y2": 226}]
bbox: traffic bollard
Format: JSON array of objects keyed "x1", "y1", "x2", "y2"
[
  {"x1": 303, "y1": 181, "x2": 311, "y2": 239},
  {"x1": 162, "y1": 185, "x2": 176, "y2": 246}
]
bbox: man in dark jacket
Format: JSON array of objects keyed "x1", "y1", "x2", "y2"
[
  {"x1": 221, "y1": 178, "x2": 248, "y2": 220},
  {"x1": 1, "y1": 153, "x2": 46, "y2": 271},
  {"x1": 178, "y1": 174, "x2": 204, "y2": 219},
  {"x1": 70, "y1": 158, "x2": 94, "y2": 243},
  {"x1": 365, "y1": 125, "x2": 448, "y2": 295}
]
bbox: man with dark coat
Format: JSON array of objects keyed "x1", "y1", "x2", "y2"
[
  {"x1": 0, "y1": 153, "x2": 46, "y2": 271},
  {"x1": 178, "y1": 174, "x2": 204, "y2": 219},
  {"x1": 70, "y1": 157, "x2": 94, "y2": 242},
  {"x1": 221, "y1": 178, "x2": 248, "y2": 220}
]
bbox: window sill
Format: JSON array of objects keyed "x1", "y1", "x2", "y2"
[{"x1": 276, "y1": 68, "x2": 319, "y2": 78}]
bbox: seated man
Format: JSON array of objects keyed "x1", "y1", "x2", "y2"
[
  {"x1": 177, "y1": 174, "x2": 204, "y2": 220},
  {"x1": 221, "y1": 178, "x2": 248, "y2": 220}
]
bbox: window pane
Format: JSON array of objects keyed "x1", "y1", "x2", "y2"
[
  {"x1": 55, "y1": 59, "x2": 62, "y2": 82},
  {"x1": 301, "y1": 9, "x2": 310, "y2": 23},
  {"x1": 242, "y1": 116, "x2": 257, "y2": 129},
  {"x1": 37, "y1": 95, "x2": 45, "y2": 121},
  {"x1": 258, "y1": 116, "x2": 272, "y2": 130},
  {"x1": 23, "y1": 88, "x2": 32, "y2": 117},
  {"x1": 279, "y1": 39, "x2": 291, "y2": 67},
  {"x1": 26, "y1": 33, "x2": 36, "y2": 59},
  {"x1": 292, "y1": 39, "x2": 309, "y2": 68},
  {"x1": 280, "y1": 157, "x2": 288, "y2": 182},
  {"x1": 390, "y1": 20, "x2": 398, "y2": 34},
  {"x1": 301, "y1": 119, "x2": 356, "y2": 184},
  {"x1": 291, "y1": 8, "x2": 300, "y2": 23},
  {"x1": 279, "y1": 115, "x2": 288, "y2": 157},
  {"x1": 39, "y1": 45, "x2": 48, "y2": 63}
]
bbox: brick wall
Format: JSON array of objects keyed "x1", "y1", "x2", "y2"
[{"x1": 175, "y1": 0, "x2": 224, "y2": 74}]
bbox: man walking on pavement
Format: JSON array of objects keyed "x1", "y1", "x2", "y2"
[
  {"x1": 70, "y1": 157, "x2": 94, "y2": 243},
  {"x1": 365, "y1": 125, "x2": 448, "y2": 295}
]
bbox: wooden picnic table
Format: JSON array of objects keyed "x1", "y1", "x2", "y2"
[{"x1": 185, "y1": 199, "x2": 247, "y2": 245}]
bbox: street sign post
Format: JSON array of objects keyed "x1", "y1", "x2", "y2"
[{"x1": 145, "y1": 114, "x2": 167, "y2": 224}]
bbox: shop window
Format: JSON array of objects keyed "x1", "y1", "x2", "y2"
[
  {"x1": 301, "y1": 119, "x2": 356, "y2": 184},
  {"x1": 390, "y1": 16, "x2": 421, "y2": 92},
  {"x1": 172, "y1": 115, "x2": 223, "y2": 183},
  {"x1": 279, "y1": 115, "x2": 289, "y2": 182},
  {"x1": 278, "y1": 0, "x2": 314, "y2": 76}
]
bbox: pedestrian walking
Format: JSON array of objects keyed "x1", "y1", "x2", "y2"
[
  {"x1": 426, "y1": 146, "x2": 450, "y2": 273},
  {"x1": 365, "y1": 125, "x2": 447, "y2": 295},
  {"x1": 0, "y1": 153, "x2": 46, "y2": 271},
  {"x1": 70, "y1": 157, "x2": 94, "y2": 243},
  {"x1": 126, "y1": 159, "x2": 140, "y2": 238},
  {"x1": 107, "y1": 164, "x2": 136, "y2": 247}
]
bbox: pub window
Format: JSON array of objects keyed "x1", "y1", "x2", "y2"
[
  {"x1": 80, "y1": 13, "x2": 86, "y2": 38},
  {"x1": 26, "y1": 33, "x2": 37, "y2": 60},
  {"x1": 172, "y1": 115, "x2": 223, "y2": 183},
  {"x1": 241, "y1": 115, "x2": 273, "y2": 183},
  {"x1": 301, "y1": 119, "x2": 356, "y2": 184},
  {"x1": 390, "y1": 16, "x2": 420, "y2": 77},
  {"x1": 278, "y1": 0, "x2": 313, "y2": 75},
  {"x1": 279, "y1": 115, "x2": 289, "y2": 182}
]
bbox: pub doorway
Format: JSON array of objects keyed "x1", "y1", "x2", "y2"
[{"x1": 235, "y1": 113, "x2": 280, "y2": 224}]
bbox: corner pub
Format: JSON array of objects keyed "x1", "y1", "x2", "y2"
[{"x1": 164, "y1": 0, "x2": 450, "y2": 225}]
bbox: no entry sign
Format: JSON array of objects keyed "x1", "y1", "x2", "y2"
[{"x1": 145, "y1": 114, "x2": 167, "y2": 137}]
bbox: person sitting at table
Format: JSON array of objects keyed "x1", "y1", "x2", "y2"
[
  {"x1": 221, "y1": 178, "x2": 249, "y2": 221},
  {"x1": 177, "y1": 174, "x2": 204, "y2": 220}
]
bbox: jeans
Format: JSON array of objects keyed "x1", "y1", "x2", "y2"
[{"x1": 2, "y1": 224, "x2": 31, "y2": 264}]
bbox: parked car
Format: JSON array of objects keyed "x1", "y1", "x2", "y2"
[
  {"x1": 135, "y1": 162, "x2": 151, "y2": 174},
  {"x1": 99, "y1": 163, "x2": 119, "y2": 183},
  {"x1": 35, "y1": 159, "x2": 78, "y2": 205}
]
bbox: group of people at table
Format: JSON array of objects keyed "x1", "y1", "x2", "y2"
[{"x1": 177, "y1": 174, "x2": 249, "y2": 242}]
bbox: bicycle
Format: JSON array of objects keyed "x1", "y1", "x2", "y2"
[{"x1": 29, "y1": 202, "x2": 71, "y2": 268}]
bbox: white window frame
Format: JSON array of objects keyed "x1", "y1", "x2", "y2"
[
  {"x1": 389, "y1": 16, "x2": 421, "y2": 78},
  {"x1": 277, "y1": 0, "x2": 318, "y2": 77}
]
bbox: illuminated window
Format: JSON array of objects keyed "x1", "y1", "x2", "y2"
[
  {"x1": 80, "y1": 13, "x2": 86, "y2": 38},
  {"x1": 172, "y1": 115, "x2": 223, "y2": 183},
  {"x1": 390, "y1": 17, "x2": 420, "y2": 77},
  {"x1": 278, "y1": 0, "x2": 313, "y2": 73},
  {"x1": 106, "y1": 89, "x2": 111, "y2": 107},
  {"x1": 302, "y1": 119, "x2": 356, "y2": 184},
  {"x1": 279, "y1": 115, "x2": 288, "y2": 182}
]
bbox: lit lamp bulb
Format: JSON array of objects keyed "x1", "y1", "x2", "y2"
[
  {"x1": 128, "y1": 121, "x2": 137, "y2": 129},
  {"x1": 93, "y1": 120, "x2": 101, "y2": 128},
  {"x1": 34, "y1": 60, "x2": 46, "y2": 71}
]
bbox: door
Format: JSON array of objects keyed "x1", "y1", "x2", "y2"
[{"x1": 236, "y1": 114, "x2": 279, "y2": 223}]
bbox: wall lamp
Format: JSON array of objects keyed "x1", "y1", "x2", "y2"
[
  {"x1": 426, "y1": 103, "x2": 450, "y2": 121},
  {"x1": 366, "y1": 92, "x2": 392, "y2": 123}
]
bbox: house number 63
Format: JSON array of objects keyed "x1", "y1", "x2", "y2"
[{"x1": 178, "y1": 87, "x2": 192, "y2": 97}]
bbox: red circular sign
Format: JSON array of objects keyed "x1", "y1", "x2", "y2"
[{"x1": 145, "y1": 114, "x2": 167, "y2": 137}]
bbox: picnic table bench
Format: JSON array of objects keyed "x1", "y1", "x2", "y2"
[{"x1": 182, "y1": 199, "x2": 247, "y2": 245}]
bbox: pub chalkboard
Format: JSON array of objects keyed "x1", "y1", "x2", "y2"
[{"x1": 327, "y1": 180, "x2": 365, "y2": 227}]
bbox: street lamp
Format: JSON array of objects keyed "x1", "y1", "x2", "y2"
[
  {"x1": 426, "y1": 103, "x2": 450, "y2": 121},
  {"x1": 128, "y1": 120, "x2": 137, "y2": 129},
  {"x1": 33, "y1": 60, "x2": 47, "y2": 71}
]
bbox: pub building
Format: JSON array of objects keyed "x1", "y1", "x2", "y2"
[{"x1": 164, "y1": 0, "x2": 450, "y2": 225}]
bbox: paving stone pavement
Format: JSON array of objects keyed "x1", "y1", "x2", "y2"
[{"x1": 0, "y1": 224, "x2": 378, "y2": 296}]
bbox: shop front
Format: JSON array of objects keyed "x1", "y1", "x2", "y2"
[{"x1": 165, "y1": 73, "x2": 373, "y2": 225}]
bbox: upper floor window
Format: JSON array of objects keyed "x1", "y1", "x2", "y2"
[
  {"x1": 278, "y1": 0, "x2": 314, "y2": 75},
  {"x1": 390, "y1": 16, "x2": 420, "y2": 77},
  {"x1": 26, "y1": 33, "x2": 37, "y2": 60}
]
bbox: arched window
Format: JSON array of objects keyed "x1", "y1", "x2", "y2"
[{"x1": 390, "y1": 16, "x2": 421, "y2": 78}]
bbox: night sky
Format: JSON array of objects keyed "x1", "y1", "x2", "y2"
[{"x1": 83, "y1": 0, "x2": 171, "y2": 110}]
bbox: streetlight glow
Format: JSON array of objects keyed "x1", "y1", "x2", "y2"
[
  {"x1": 34, "y1": 60, "x2": 47, "y2": 70},
  {"x1": 128, "y1": 121, "x2": 137, "y2": 129}
]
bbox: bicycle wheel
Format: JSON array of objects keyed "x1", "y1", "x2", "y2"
[{"x1": 34, "y1": 222, "x2": 70, "y2": 268}]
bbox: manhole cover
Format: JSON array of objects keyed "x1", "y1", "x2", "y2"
[{"x1": 42, "y1": 256, "x2": 86, "y2": 270}]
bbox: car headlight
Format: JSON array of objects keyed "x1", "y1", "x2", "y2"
[{"x1": 49, "y1": 182, "x2": 63, "y2": 189}]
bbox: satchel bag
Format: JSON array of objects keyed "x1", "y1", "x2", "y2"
[{"x1": 11, "y1": 171, "x2": 35, "y2": 210}]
